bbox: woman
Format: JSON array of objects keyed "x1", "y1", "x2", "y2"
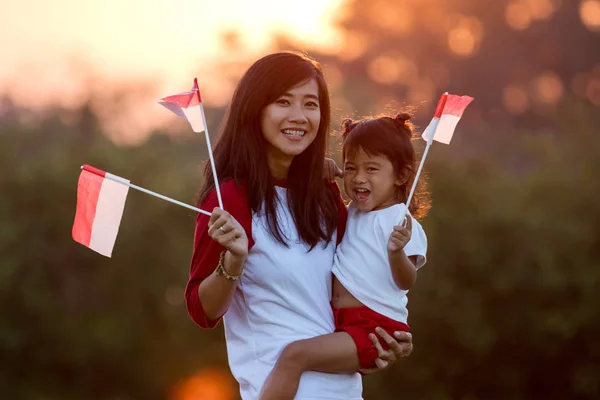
[{"x1": 185, "y1": 52, "x2": 413, "y2": 399}]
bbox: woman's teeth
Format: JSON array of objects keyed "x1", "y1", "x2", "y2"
[{"x1": 283, "y1": 129, "x2": 305, "y2": 137}]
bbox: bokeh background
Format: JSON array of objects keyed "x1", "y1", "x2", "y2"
[{"x1": 2, "y1": 0, "x2": 600, "y2": 399}]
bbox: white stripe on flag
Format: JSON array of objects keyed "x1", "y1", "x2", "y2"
[
  {"x1": 182, "y1": 105, "x2": 206, "y2": 133},
  {"x1": 89, "y1": 178, "x2": 129, "y2": 257},
  {"x1": 422, "y1": 117, "x2": 440, "y2": 143},
  {"x1": 433, "y1": 114, "x2": 462, "y2": 144}
]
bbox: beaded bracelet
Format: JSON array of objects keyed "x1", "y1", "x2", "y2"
[{"x1": 215, "y1": 251, "x2": 243, "y2": 281}]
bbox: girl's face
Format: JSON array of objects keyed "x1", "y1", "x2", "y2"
[
  {"x1": 343, "y1": 147, "x2": 401, "y2": 212},
  {"x1": 260, "y1": 78, "x2": 321, "y2": 168}
]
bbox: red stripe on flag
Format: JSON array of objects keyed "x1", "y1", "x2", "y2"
[
  {"x1": 192, "y1": 78, "x2": 202, "y2": 103},
  {"x1": 82, "y1": 164, "x2": 106, "y2": 177},
  {"x1": 442, "y1": 95, "x2": 474, "y2": 118},
  {"x1": 160, "y1": 79, "x2": 202, "y2": 109},
  {"x1": 159, "y1": 92, "x2": 195, "y2": 108},
  {"x1": 433, "y1": 93, "x2": 448, "y2": 118},
  {"x1": 72, "y1": 170, "x2": 103, "y2": 247}
]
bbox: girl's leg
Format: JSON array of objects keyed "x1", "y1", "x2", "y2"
[{"x1": 259, "y1": 331, "x2": 359, "y2": 400}]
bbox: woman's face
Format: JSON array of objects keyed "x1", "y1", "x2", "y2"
[{"x1": 260, "y1": 78, "x2": 321, "y2": 168}]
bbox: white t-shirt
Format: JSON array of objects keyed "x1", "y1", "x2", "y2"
[
  {"x1": 332, "y1": 202, "x2": 427, "y2": 324},
  {"x1": 223, "y1": 187, "x2": 362, "y2": 400}
]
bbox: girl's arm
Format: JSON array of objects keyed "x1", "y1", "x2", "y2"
[{"x1": 388, "y1": 216, "x2": 418, "y2": 290}]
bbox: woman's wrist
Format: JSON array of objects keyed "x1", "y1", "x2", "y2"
[{"x1": 223, "y1": 251, "x2": 246, "y2": 275}]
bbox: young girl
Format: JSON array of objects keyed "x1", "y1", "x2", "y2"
[{"x1": 259, "y1": 113, "x2": 429, "y2": 400}]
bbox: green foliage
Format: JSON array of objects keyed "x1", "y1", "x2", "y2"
[{"x1": 1, "y1": 113, "x2": 227, "y2": 399}]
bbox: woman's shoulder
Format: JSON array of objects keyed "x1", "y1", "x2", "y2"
[{"x1": 200, "y1": 179, "x2": 251, "y2": 212}]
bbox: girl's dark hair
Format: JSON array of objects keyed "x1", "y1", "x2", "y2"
[
  {"x1": 341, "y1": 113, "x2": 430, "y2": 219},
  {"x1": 198, "y1": 51, "x2": 338, "y2": 248}
]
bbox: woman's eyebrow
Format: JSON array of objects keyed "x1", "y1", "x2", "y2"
[{"x1": 280, "y1": 92, "x2": 319, "y2": 101}]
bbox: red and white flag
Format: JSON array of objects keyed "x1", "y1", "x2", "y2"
[
  {"x1": 422, "y1": 93, "x2": 474, "y2": 144},
  {"x1": 158, "y1": 78, "x2": 224, "y2": 210},
  {"x1": 158, "y1": 78, "x2": 206, "y2": 133},
  {"x1": 72, "y1": 165, "x2": 129, "y2": 257}
]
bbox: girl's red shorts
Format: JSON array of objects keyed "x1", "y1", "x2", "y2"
[{"x1": 333, "y1": 305, "x2": 410, "y2": 369}]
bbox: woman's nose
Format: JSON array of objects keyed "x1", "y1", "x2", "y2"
[{"x1": 288, "y1": 105, "x2": 308, "y2": 124}]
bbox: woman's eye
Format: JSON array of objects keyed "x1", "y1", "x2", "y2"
[
  {"x1": 367, "y1": 168, "x2": 378, "y2": 172},
  {"x1": 306, "y1": 101, "x2": 319, "y2": 108},
  {"x1": 276, "y1": 99, "x2": 290, "y2": 106}
]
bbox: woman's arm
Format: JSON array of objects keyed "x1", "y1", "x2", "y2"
[
  {"x1": 197, "y1": 208, "x2": 248, "y2": 320},
  {"x1": 185, "y1": 183, "x2": 253, "y2": 328}
]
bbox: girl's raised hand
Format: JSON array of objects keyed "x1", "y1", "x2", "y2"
[
  {"x1": 388, "y1": 215, "x2": 412, "y2": 253},
  {"x1": 208, "y1": 207, "x2": 249, "y2": 258}
]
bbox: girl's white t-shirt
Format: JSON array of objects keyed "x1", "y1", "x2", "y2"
[{"x1": 332, "y1": 203, "x2": 427, "y2": 323}]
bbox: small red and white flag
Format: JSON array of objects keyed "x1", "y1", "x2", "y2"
[
  {"x1": 158, "y1": 78, "x2": 224, "y2": 209},
  {"x1": 72, "y1": 165, "x2": 129, "y2": 257},
  {"x1": 158, "y1": 78, "x2": 206, "y2": 133},
  {"x1": 422, "y1": 93, "x2": 474, "y2": 144}
]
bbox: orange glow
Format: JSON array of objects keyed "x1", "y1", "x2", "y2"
[
  {"x1": 367, "y1": 54, "x2": 418, "y2": 85},
  {"x1": 172, "y1": 368, "x2": 236, "y2": 400},
  {"x1": 531, "y1": 71, "x2": 564, "y2": 105},
  {"x1": 503, "y1": 84, "x2": 530, "y2": 115},
  {"x1": 368, "y1": 56, "x2": 403, "y2": 85},
  {"x1": 446, "y1": 15, "x2": 484, "y2": 57},
  {"x1": 0, "y1": 0, "x2": 344, "y2": 107},
  {"x1": 580, "y1": 0, "x2": 600, "y2": 31},
  {"x1": 525, "y1": 0, "x2": 556, "y2": 20},
  {"x1": 368, "y1": 1, "x2": 414, "y2": 34},
  {"x1": 0, "y1": 0, "x2": 346, "y2": 144},
  {"x1": 338, "y1": 31, "x2": 369, "y2": 62},
  {"x1": 506, "y1": 2, "x2": 532, "y2": 30},
  {"x1": 448, "y1": 27, "x2": 477, "y2": 56}
]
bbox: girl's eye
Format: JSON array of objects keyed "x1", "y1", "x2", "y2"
[
  {"x1": 344, "y1": 166, "x2": 355, "y2": 171},
  {"x1": 306, "y1": 101, "x2": 319, "y2": 108},
  {"x1": 276, "y1": 99, "x2": 290, "y2": 106}
]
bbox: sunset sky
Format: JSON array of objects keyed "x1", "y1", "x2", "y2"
[
  {"x1": 1, "y1": 0, "x2": 344, "y2": 108},
  {"x1": 4, "y1": 0, "x2": 599, "y2": 144},
  {"x1": 1, "y1": 0, "x2": 346, "y2": 143}
]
